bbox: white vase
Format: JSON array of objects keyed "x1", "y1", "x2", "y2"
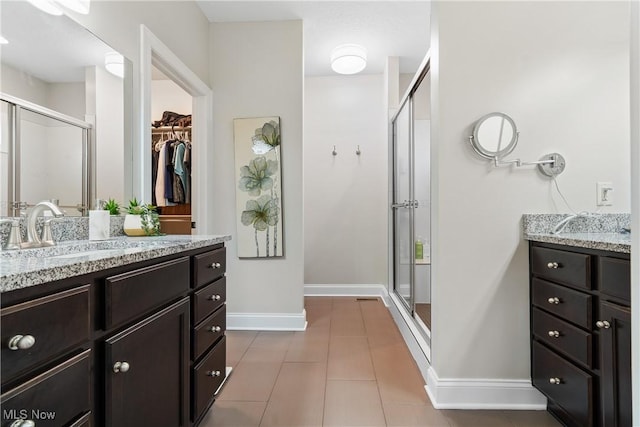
[{"x1": 123, "y1": 214, "x2": 145, "y2": 236}]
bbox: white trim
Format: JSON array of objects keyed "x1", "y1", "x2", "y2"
[
  {"x1": 425, "y1": 367, "x2": 547, "y2": 410},
  {"x1": 226, "y1": 309, "x2": 307, "y2": 331},
  {"x1": 138, "y1": 25, "x2": 212, "y2": 234},
  {"x1": 304, "y1": 284, "x2": 391, "y2": 306}
]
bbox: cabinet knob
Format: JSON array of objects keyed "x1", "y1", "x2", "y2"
[
  {"x1": 113, "y1": 361, "x2": 131, "y2": 373},
  {"x1": 547, "y1": 330, "x2": 560, "y2": 338},
  {"x1": 10, "y1": 420, "x2": 35, "y2": 427},
  {"x1": 549, "y1": 377, "x2": 562, "y2": 385},
  {"x1": 207, "y1": 370, "x2": 222, "y2": 377},
  {"x1": 547, "y1": 297, "x2": 560, "y2": 305},
  {"x1": 547, "y1": 262, "x2": 559, "y2": 269},
  {"x1": 8, "y1": 334, "x2": 36, "y2": 351},
  {"x1": 209, "y1": 262, "x2": 221, "y2": 269},
  {"x1": 208, "y1": 326, "x2": 221, "y2": 333},
  {"x1": 596, "y1": 320, "x2": 611, "y2": 329},
  {"x1": 208, "y1": 294, "x2": 221, "y2": 301}
]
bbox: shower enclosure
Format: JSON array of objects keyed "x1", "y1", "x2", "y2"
[
  {"x1": 391, "y1": 56, "x2": 432, "y2": 356},
  {"x1": 1, "y1": 94, "x2": 93, "y2": 217}
]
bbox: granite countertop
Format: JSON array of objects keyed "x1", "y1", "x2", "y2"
[
  {"x1": 522, "y1": 213, "x2": 631, "y2": 254},
  {"x1": 0, "y1": 235, "x2": 231, "y2": 293}
]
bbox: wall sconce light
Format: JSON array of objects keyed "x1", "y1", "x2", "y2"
[
  {"x1": 330, "y1": 44, "x2": 367, "y2": 75},
  {"x1": 105, "y1": 52, "x2": 124, "y2": 78}
]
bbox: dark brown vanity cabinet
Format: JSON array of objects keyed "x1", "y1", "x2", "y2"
[
  {"x1": 529, "y1": 242, "x2": 631, "y2": 427},
  {"x1": 0, "y1": 242, "x2": 227, "y2": 427}
]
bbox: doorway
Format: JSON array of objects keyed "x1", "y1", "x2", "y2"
[{"x1": 391, "y1": 56, "x2": 432, "y2": 354}]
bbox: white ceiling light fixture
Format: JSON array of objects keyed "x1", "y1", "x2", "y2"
[
  {"x1": 330, "y1": 44, "x2": 367, "y2": 75},
  {"x1": 57, "y1": 0, "x2": 90, "y2": 15},
  {"x1": 104, "y1": 52, "x2": 124, "y2": 78},
  {"x1": 26, "y1": 0, "x2": 64, "y2": 16},
  {"x1": 0, "y1": 36, "x2": 8, "y2": 45}
]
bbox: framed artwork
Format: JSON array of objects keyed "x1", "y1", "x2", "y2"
[{"x1": 233, "y1": 116, "x2": 283, "y2": 258}]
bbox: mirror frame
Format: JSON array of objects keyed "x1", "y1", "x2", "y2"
[{"x1": 470, "y1": 112, "x2": 519, "y2": 160}]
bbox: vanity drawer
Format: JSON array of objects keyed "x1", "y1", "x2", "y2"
[
  {"x1": 193, "y1": 305, "x2": 226, "y2": 360},
  {"x1": 193, "y1": 336, "x2": 226, "y2": 421},
  {"x1": 193, "y1": 247, "x2": 226, "y2": 289},
  {"x1": 105, "y1": 257, "x2": 189, "y2": 328},
  {"x1": 531, "y1": 246, "x2": 591, "y2": 290},
  {"x1": 532, "y1": 278, "x2": 592, "y2": 329},
  {"x1": 532, "y1": 341, "x2": 593, "y2": 427},
  {"x1": 1, "y1": 285, "x2": 90, "y2": 382},
  {"x1": 194, "y1": 277, "x2": 226, "y2": 324},
  {"x1": 598, "y1": 257, "x2": 630, "y2": 303},
  {"x1": 533, "y1": 308, "x2": 592, "y2": 368},
  {"x1": 1, "y1": 349, "x2": 91, "y2": 427}
]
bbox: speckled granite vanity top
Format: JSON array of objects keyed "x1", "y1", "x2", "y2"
[
  {"x1": 522, "y1": 214, "x2": 630, "y2": 253},
  {"x1": 0, "y1": 235, "x2": 231, "y2": 292}
]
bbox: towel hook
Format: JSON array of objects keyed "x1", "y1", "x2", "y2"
[
  {"x1": 332, "y1": 145, "x2": 337, "y2": 156},
  {"x1": 356, "y1": 145, "x2": 361, "y2": 155}
]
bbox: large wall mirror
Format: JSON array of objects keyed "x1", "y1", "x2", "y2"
[{"x1": 0, "y1": 1, "x2": 132, "y2": 216}]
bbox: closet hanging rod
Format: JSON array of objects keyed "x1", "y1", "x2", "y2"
[{"x1": 152, "y1": 126, "x2": 191, "y2": 132}]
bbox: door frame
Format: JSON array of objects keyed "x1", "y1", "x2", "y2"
[{"x1": 137, "y1": 25, "x2": 213, "y2": 234}]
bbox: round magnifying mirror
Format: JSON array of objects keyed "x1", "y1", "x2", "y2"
[{"x1": 470, "y1": 112, "x2": 518, "y2": 159}]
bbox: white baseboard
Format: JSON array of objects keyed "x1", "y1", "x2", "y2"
[
  {"x1": 304, "y1": 284, "x2": 391, "y2": 306},
  {"x1": 425, "y1": 367, "x2": 547, "y2": 410},
  {"x1": 226, "y1": 309, "x2": 307, "y2": 331}
]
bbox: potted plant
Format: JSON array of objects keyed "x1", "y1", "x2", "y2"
[
  {"x1": 123, "y1": 198, "x2": 162, "y2": 236},
  {"x1": 103, "y1": 198, "x2": 121, "y2": 215}
]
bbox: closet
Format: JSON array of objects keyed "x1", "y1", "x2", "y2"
[{"x1": 151, "y1": 66, "x2": 193, "y2": 234}]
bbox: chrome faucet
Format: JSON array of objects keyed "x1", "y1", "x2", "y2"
[{"x1": 23, "y1": 201, "x2": 64, "y2": 248}]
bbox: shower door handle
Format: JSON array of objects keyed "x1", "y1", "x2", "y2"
[{"x1": 391, "y1": 201, "x2": 410, "y2": 209}]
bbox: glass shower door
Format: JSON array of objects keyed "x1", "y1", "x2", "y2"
[{"x1": 392, "y1": 99, "x2": 413, "y2": 310}]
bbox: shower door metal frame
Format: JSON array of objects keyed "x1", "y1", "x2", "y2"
[{"x1": 1, "y1": 93, "x2": 94, "y2": 216}]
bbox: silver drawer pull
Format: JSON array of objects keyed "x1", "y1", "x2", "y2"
[
  {"x1": 208, "y1": 326, "x2": 221, "y2": 333},
  {"x1": 10, "y1": 420, "x2": 36, "y2": 427},
  {"x1": 8, "y1": 334, "x2": 36, "y2": 350},
  {"x1": 207, "y1": 370, "x2": 222, "y2": 377},
  {"x1": 549, "y1": 377, "x2": 562, "y2": 385},
  {"x1": 113, "y1": 361, "x2": 131, "y2": 373},
  {"x1": 596, "y1": 320, "x2": 611, "y2": 329},
  {"x1": 547, "y1": 262, "x2": 559, "y2": 269},
  {"x1": 208, "y1": 295, "x2": 221, "y2": 301},
  {"x1": 547, "y1": 297, "x2": 560, "y2": 305},
  {"x1": 547, "y1": 330, "x2": 560, "y2": 338},
  {"x1": 209, "y1": 262, "x2": 221, "y2": 269}
]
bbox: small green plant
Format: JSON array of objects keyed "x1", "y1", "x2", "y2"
[
  {"x1": 103, "y1": 198, "x2": 121, "y2": 215},
  {"x1": 126, "y1": 198, "x2": 162, "y2": 236}
]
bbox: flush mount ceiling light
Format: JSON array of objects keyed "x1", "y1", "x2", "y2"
[
  {"x1": 0, "y1": 36, "x2": 8, "y2": 45},
  {"x1": 26, "y1": 0, "x2": 90, "y2": 15},
  {"x1": 330, "y1": 44, "x2": 367, "y2": 75},
  {"x1": 104, "y1": 52, "x2": 124, "y2": 78}
]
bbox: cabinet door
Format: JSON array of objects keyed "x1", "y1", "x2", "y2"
[
  {"x1": 598, "y1": 301, "x2": 632, "y2": 427},
  {"x1": 105, "y1": 297, "x2": 189, "y2": 427}
]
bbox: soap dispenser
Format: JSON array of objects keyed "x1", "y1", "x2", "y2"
[{"x1": 415, "y1": 236, "x2": 424, "y2": 260}]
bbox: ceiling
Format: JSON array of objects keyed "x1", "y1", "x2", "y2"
[{"x1": 196, "y1": 1, "x2": 431, "y2": 76}]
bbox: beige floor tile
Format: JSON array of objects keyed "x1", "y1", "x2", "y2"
[
  {"x1": 241, "y1": 331, "x2": 294, "y2": 362},
  {"x1": 216, "y1": 361, "x2": 281, "y2": 402},
  {"x1": 327, "y1": 335, "x2": 376, "y2": 380},
  {"x1": 383, "y1": 402, "x2": 451, "y2": 427},
  {"x1": 323, "y1": 380, "x2": 386, "y2": 427},
  {"x1": 504, "y1": 410, "x2": 564, "y2": 427},
  {"x1": 442, "y1": 409, "x2": 516, "y2": 427},
  {"x1": 330, "y1": 312, "x2": 366, "y2": 336},
  {"x1": 199, "y1": 400, "x2": 266, "y2": 427},
  {"x1": 285, "y1": 331, "x2": 330, "y2": 362},
  {"x1": 260, "y1": 362, "x2": 326, "y2": 426},
  {"x1": 226, "y1": 330, "x2": 258, "y2": 367},
  {"x1": 370, "y1": 343, "x2": 429, "y2": 405}
]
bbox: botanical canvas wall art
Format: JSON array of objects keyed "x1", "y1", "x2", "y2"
[{"x1": 233, "y1": 117, "x2": 283, "y2": 258}]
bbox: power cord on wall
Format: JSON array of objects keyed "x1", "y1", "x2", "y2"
[{"x1": 551, "y1": 176, "x2": 601, "y2": 235}]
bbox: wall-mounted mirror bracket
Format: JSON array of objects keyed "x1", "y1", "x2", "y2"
[{"x1": 468, "y1": 112, "x2": 566, "y2": 177}]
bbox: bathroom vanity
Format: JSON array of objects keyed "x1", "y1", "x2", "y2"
[
  {"x1": 0, "y1": 235, "x2": 230, "y2": 427},
  {"x1": 524, "y1": 217, "x2": 631, "y2": 427}
]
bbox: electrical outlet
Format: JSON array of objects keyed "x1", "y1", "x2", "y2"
[{"x1": 596, "y1": 182, "x2": 613, "y2": 206}]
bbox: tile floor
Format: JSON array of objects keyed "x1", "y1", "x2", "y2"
[{"x1": 200, "y1": 297, "x2": 562, "y2": 427}]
